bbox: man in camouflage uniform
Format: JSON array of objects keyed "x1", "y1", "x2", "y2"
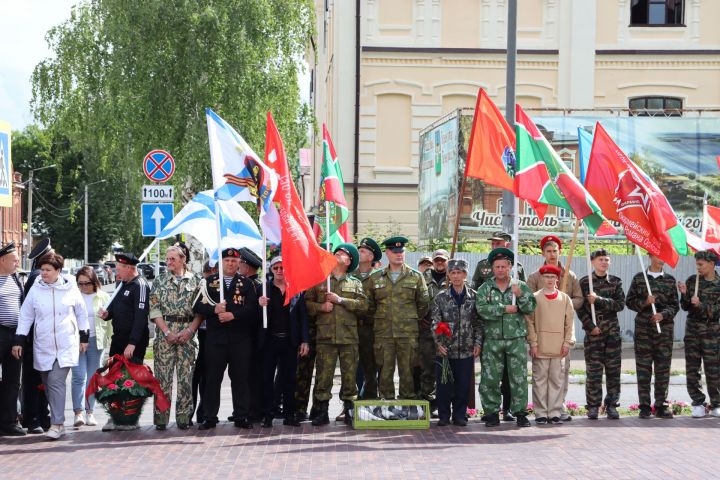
[
  {"x1": 476, "y1": 248, "x2": 536, "y2": 427},
  {"x1": 678, "y1": 249, "x2": 720, "y2": 418},
  {"x1": 306, "y1": 244, "x2": 368, "y2": 426},
  {"x1": 579, "y1": 248, "x2": 625, "y2": 420},
  {"x1": 149, "y1": 245, "x2": 203, "y2": 430},
  {"x1": 366, "y1": 236, "x2": 430, "y2": 400},
  {"x1": 352, "y1": 237, "x2": 383, "y2": 400},
  {"x1": 626, "y1": 253, "x2": 678, "y2": 419},
  {"x1": 420, "y1": 249, "x2": 449, "y2": 411},
  {"x1": 474, "y1": 232, "x2": 525, "y2": 422}
]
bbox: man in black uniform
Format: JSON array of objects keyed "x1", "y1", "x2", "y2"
[
  {"x1": 99, "y1": 252, "x2": 150, "y2": 431},
  {"x1": 194, "y1": 247, "x2": 259, "y2": 430}
]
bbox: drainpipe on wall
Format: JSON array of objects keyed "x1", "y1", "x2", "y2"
[{"x1": 352, "y1": 0, "x2": 361, "y2": 237}]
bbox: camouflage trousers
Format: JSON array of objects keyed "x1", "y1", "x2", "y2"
[
  {"x1": 684, "y1": 321, "x2": 720, "y2": 407},
  {"x1": 313, "y1": 343, "x2": 359, "y2": 403},
  {"x1": 295, "y1": 341, "x2": 316, "y2": 415},
  {"x1": 480, "y1": 338, "x2": 527, "y2": 415},
  {"x1": 358, "y1": 323, "x2": 378, "y2": 399},
  {"x1": 375, "y1": 337, "x2": 418, "y2": 400},
  {"x1": 584, "y1": 331, "x2": 621, "y2": 408},
  {"x1": 634, "y1": 323, "x2": 673, "y2": 408},
  {"x1": 153, "y1": 322, "x2": 198, "y2": 425},
  {"x1": 417, "y1": 330, "x2": 436, "y2": 402}
]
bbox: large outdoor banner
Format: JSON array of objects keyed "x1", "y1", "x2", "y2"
[
  {"x1": 0, "y1": 121, "x2": 12, "y2": 208},
  {"x1": 418, "y1": 112, "x2": 720, "y2": 245}
]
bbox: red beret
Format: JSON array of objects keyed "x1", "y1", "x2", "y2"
[
  {"x1": 540, "y1": 235, "x2": 562, "y2": 251},
  {"x1": 539, "y1": 264, "x2": 561, "y2": 277}
]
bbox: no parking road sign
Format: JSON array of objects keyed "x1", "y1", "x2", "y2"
[
  {"x1": 143, "y1": 149, "x2": 175, "y2": 183},
  {"x1": 141, "y1": 203, "x2": 174, "y2": 237}
]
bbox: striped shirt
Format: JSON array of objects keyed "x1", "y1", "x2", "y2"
[{"x1": 0, "y1": 275, "x2": 22, "y2": 327}]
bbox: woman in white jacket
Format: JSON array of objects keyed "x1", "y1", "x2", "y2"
[{"x1": 12, "y1": 252, "x2": 89, "y2": 440}]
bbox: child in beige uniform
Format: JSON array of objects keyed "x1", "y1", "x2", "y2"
[{"x1": 526, "y1": 264, "x2": 575, "y2": 424}]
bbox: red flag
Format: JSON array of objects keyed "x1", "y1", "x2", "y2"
[
  {"x1": 704, "y1": 205, "x2": 720, "y2": 246},
  {"x1": 614, "y1": 169, "x2": 678, "y2": 266},
  {"x1": 464, "y1": 89, "x2": 516, "y2": 191},
  {"x1": 266, "y1": 112, "x2": 337, "y2": 304}
]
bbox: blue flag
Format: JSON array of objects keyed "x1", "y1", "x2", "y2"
[{"x1": 577, "y1": 127, "x2": 593, "y2": 185}]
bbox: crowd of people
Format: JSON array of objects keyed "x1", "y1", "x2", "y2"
[{"x1": 0, "y1": 230, "x2": 718, "y2": 440}]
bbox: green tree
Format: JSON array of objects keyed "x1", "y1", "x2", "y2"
[{"x1": 31, "y1": 0, "x2": 314, "y2": 254}]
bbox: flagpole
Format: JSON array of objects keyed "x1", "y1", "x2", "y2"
[
  {"x1": 104, "y1": 237, "x2": 159, "y2": 310},
  {"x1": 635, "y1": 245, "x2": 662, "y2": 334},
  {"x1": 450, "y1": 175, "x2": 467, "y2": 257},
  {"x1": 695, "y1": 192, "x2": 708, "y2": 297},
  {"x1": 214, "y1": 200, "x2": 225, "y2": 304},
  {"x1": 262, "y1": 232, "x2": 268, "y2": 329},
  {"x1": 560, "y1": 218, "x2": 581, "y2": 293},
  {"x1": 325, "y1": 200, "x2": 331, "y2": 293},
  {"x1": 511, "y1": 195, "x2": 519, "y2": 306},
  {"x1": 583, "y1": 224, "x2": 597, "y2": 326}
]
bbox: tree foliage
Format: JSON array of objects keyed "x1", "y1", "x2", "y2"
[{"x1": 31, "y1": 0, "x2": 314, "y2": 254}]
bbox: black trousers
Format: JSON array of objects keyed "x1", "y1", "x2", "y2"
[
  {"x1": 203, "y1": 336, "x2": 252, "y2": 423},
  {"x1": 261, "y1": 335, "x2": 298, "y2": 419},
  {"x1": 247, "y1": 343, "x2": 264, "y2": 420},
  {"x1": 20, "y1": 329, "x2": 49, "y2": 430},
  {"x1": 109, "y1": 333, "x2": 148, "y2": 364},
  {"x1": 436, "y1": 356, "x2": 473, "y2": 422},
  {"x1": 191, "y1": 329, "x2": 207, "y2": 422},
  {"x1": 0, "y1": 327, "x2": 22, "y2": 429},
  {"x1": 501, "y1": 353, "x2": 511, "y2": 413}
]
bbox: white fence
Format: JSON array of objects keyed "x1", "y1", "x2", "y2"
[{"x1": 405, "y1": 252, "x2": 698, "y2": 343}]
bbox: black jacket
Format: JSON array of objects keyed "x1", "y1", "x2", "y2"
[
  {"x1": 194, "y1": 273, "x2": 260, "y2": 344},
  {"x1": 259, "y1": 283, "x2": 309, "y2": 348},
  {"x1": 105, "y1": 275, "x2": 150, "y2": 347}
]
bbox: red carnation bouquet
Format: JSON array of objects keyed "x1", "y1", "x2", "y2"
[{"x1": 434, "y1": 322, "x2": 454, "y2": 384}]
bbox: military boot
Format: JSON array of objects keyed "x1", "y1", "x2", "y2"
[
  {"x1": 308, "y1": 403, "x2": 320, "y2": 422},
  {"x1": 311, "y1": 402, "x2": 330, "y2": 426},
  {"x1": 343, "y1": 401, "x2": 354, "y2": 426}
]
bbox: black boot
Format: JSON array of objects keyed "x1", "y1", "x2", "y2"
[
  {"x1": 311, "y1": 402, "x2": 330, "y2": 426},
  {"x1": 308, "y1": 404, "x2": 320, "y2": 422},
  {"x1": 343, "y1": 400, "x2": 354, "y2": 426}
]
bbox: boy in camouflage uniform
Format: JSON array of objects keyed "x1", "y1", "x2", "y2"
[
  {"x1": 306, "y1": 244, "x2": 368, "y2": 426},
  {"x1": 579, "y1": 249, "x2": 625, "y2": 420},
  {"x1": 678, "y1": 249, "x2": 720, "y2": 418},
  {"x1": 626, "y1": 253, "x2": 678, "y2": 419},
  {"x1": 366, "y1": 236, "x2": 430, "y2": 400},
  {"x1": 476, "y1": 248, "x2": 536, "y2": 428}
]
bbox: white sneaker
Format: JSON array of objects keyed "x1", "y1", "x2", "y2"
[
  {"x1": 711, "y1": 407, "x2": 720, "y2": 418},
  {"x1": 73, "y1": 413, "x2": 86, "y2": 427},
  {"x1": 102, "y1": 418, "x2": 116, "y2": 431},
  {"x1": 85, "y1": 413, "x2": 98, "y2": 426},
  {"x1": 46, "y1": 425, "x2": 65, "y2": 440},
  {"x1": 692, "y1": 405, "x2": 706, "y2": 418}
]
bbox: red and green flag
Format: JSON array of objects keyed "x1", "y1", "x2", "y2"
[
  {"x1": 313, "y1": 124, "x2": 350, "y2": 245},
  {"x1": 514, "y1": 105, "x2": 616, "y2": 235}
]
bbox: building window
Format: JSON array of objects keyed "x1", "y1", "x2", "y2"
[
  {"x1": 629, "y1": 96, "x2": 683, "y2": 117},
  {"x1": 630, "y1": 0, "x2": 684, "y2": 26}
]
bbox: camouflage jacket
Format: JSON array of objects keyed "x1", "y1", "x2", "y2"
[
  {"x1": 350, "y1": 268, "x2": 379, "y2": 327},
  {"x1": 625, "y1": 271, "x2": 679, "y2": 327},
  {"x1": 475, "y1": 279, "x2": 536, "y2": 340},
  {"x1": 422, "y1": 268, "x2": 448, "y2": 334},
  {"x1": 149, "y1": 270, "x2": 201, "y2": 320},
  {"x1": 578, "y1": 272, "x2": 625, "y2": 334},
  {"x1": 680, "y1": 273, "x2": 720, "y2": 323},
  {"x1": 471, "y1": 258, "x2": 525, "y2": 290},
  {"x1": 366, "y1": 264, "x2": 430, "y2": 339},
  {"x1": 305, "y1": 274, "x2": 368, "y2": 345},
  {"x1": 431, "y1": 286, "x2": 482, "y2": 359}
]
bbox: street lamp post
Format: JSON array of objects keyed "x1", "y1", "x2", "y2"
[
  {"x1": 25, "y1": 164, "x2": 56, "y2": 269},
  {"x1": 84, "y1": 180, "x2": 107, "y2": 264}
]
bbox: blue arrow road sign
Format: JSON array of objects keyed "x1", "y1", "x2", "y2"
[{"x1": 141, "y1": 203, "x2": 174, "y2": 237}]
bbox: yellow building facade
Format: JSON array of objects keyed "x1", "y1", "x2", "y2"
[{"x1": 307, "y1": 0, "x2": 720, "y2": 241}]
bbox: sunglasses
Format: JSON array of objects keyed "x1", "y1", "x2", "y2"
[
  {"x1": 271, "y1": 266, "x2": 284, "y2": 272},
  {"x1": 77, "y1": 281, "x2": 93, "y2": 286}
]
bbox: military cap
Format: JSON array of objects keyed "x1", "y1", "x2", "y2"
[
  {"x1": 28, "y1": 238, "x2": 52, "y2": 260},
  {"x1": 115, "y1": 252, "x2": 140, "y2": 266},
  {"x1": 0, "y1": 241, "x2": 16, "y2": 258},
  {"x1": 334, "y1": 242, "x2": 360, "y2": 273},
  {"x1": 238, "y1": 247, "x2": 262, "y2": 269},
  {"x1": 432, "y1": 249, "x2": 450, "y2": 261},
  {"x1": 381, "y1": 236, "x2": 409, "y2": 253},
  {"x1": 269, "y1": 256, "x2": 283, "y2": 268},
  {"x1": 418, "y1": 255, "x2": 433, "y2": 266},
  {"x1": 539, "y1": 264, "x2": 561, "y2": 277},
  {"x1": 447, "y1": 258, "x2": 469, "y2": 272},
  {"x1": 358, "y1": 237, "x2": 382, "y2": 263},
  {"x1": 487, "y1": 231, "x2": 512, "y2": 242},
  {"x1": 222, "y1": 247, "x2": 241, "y2": 259},
  {"x1": 590, "y1": 248, "x2": 610, "y2": 260},
  {"x1": 540, "y1": 235, "x2": 562, "y2": 251},
  {"x1": 695, "y1": 249, "x2": 719, "y2": 263},
  {"x1": 487, "y1": 247, "x2": 514, "y2": 265}
]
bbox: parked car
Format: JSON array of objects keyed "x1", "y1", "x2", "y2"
[
  {"x1": 87, "y1": 263, "x2": 109, "y2": 285},
  {"x1": 137, "y1": 263, "x2": 155, "y2": 280},
  {"x1": 102, "y1": 264, "x2": 114, "y2": 283}
]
